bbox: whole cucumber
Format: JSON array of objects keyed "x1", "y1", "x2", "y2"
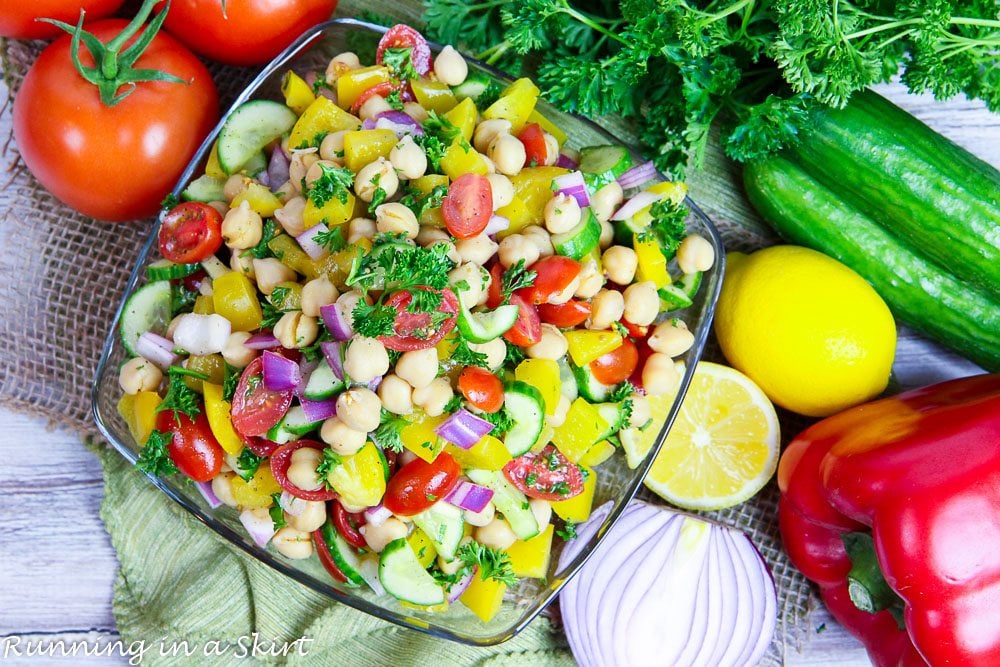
[{"x1": 743, "y1": 155, "x2": 1000, "y2": 371}]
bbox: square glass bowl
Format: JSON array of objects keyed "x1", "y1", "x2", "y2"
[{"x1": 92, "y1": 18, "x2": 724, "y2": 645}]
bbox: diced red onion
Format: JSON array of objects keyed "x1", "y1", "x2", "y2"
[
  {"x1": 300, "y1": 396, "x2": 337, "y2": 422},
  {"x1": 320, "y1": 341, "x2": 345, "y2": 380},
  {"x1": 296, "y1": 223, "x2": 331, "y2": 260},
  {"x1": 444, "y1": 482, "x2": 494, "y2": 513},
  {"x1": 258, "y1": 169, "x2": 270, "y2": 188},
  {"x1": 239, "y1": 508, "x2": 276, "y2": 548},
  {"x1": 244, "y1": 332, "x2": 281, "y2": 349},
  {"x1": 366, "y1": 375, "x2": 384, "y2": 392},
  {"x1": 611, "y1": 191, "x2": 660, "y2": 221},
  {"x1": 616, "y1": 160, "x2": 660, "y2": 190},
  {"x1": 267, "y1": 145, "x2": 291, "y2": 192},
  {"x1": 434, "y1": 409, "x2": 495, "y2": 449},
  {"x1": 556, "y1": 153, "x2": 579, "y2": 170},
  {"x1": 363, "y1": 503, "x2": 392, "y2": 528},
  {"x1": 359, "y1": 557, "x2": 385, "y2": 595},
  {"x1": 262, "y1": 350, "x2": 301, "y2": 391},
  {"x1": 195, "y1": 480, "x2": 222, "y2": 509},
  {"x1": 483, "y1": 214, "x2": 510, "y2": 237},
  {"x1": 446, "y1": 567, "x2": 477, "y2": 603},
  {"x1": 279, "y1": 490, "x2": 306, "y2": 517},
  {"x1": 553, "y1": 171, "x2": 591, "y2": 208},
  {"x1": 317, "y1": 87, "x2": 337, "y2": 102},
  {"x1": 294, "y1": 358, "x2": 318, "y2": 398},
  {"x1": 320, "y1": 303, "x2": 352, "y2": 342},
  {"x1": 134, "y1": 331, "x2": 179, "y2": 369},
  {"x1": 362, "y1": 110, "x2": 423, "y2": 138}
]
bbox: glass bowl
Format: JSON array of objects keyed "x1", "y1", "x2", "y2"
[{"x1": 92, "y1": 18, "x2": 725, "y2": 646}]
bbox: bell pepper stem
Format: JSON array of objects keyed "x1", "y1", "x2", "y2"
[{"x1": 842, "y1": 532, "x2": 906, "y2": 629}]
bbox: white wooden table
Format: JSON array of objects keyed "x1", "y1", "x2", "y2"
[{"x1": 0, "y1": 83, "x2": 997, "y2": 665}]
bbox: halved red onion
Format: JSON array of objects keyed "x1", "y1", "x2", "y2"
[
  {"x1": 483, "y1": 214, "x2": 510, "y2": 237},
  {"x1": 446, "y1": 567, "x2": 477, "y2": 603},
  {"x1": 434, "y1": 409, "x2": 495, "y2": 449},
  {"x1": 320, "y1": 341, "x2": 345, "y2": 380},
  {"x1": 300, "y1": 396, "x2": 337, "y2": 422},
  {"x1": 616, "y1": 160, "x2": 660, "y2": 190},
  {"x1": 244, "y1": 332, "x2": 281, "y2": 349},
  {"x1": 195, "y1": 480, "x2": 222, "y2": 509},
  {"x1": 611, "y1": 191, "x2": 660, "y2": 221},
  {"x1": 553, "y1": 171, "x2": 590, "y2": 208},
  {"x1": 320, "y1": 302, "x2": 352, "y2": 341},
  {"x1": 444, "y1": 482, "x2": 494, "y2": 513},
  {"x1": 555, "y1": 153, "x2": 579, "y2": 170},
  {"x1": 363, "y1": 503, "x2": 392, "y2": 528},
  {"x1": 279, "y1": 490, "x2": 307, "y2": 517},
  {"x1": 134, "y1": 331, "x2": 179, "y2": 369},
  {"x1": 267, "y1": 145, "x2": 291, "y2": 192},
  {"x1": 262, "y1": 350, "x2": 301, "y2": 391},
  {"x1": 358, "y1": 556, "x2": 386, "y2": 595},
  {"x1": 296, "y1": 223, "x2": 331, "y2": 260},
  {"x1": 239, "y1": 508, "x2": 276, "y2": 547}
]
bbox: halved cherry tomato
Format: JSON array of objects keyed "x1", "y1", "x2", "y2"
[
  {"x1": 442, "y1": 173, "x2": 493, "y2": 239},
  {"x1": 158, "y1": 201, "x2": 223, "y2": 264},
  {"x1": 520, "y1": 256, "x2": 581, "y2": 304},
  {"x1": 628, "y1": 335, "x2": 654, "y2": 391},
  {"x1": 383, "y1": 452, "x2": 461, "y2": 516},
  {"x1": 458, "y1": 367, "x2": 505, "y2": 413},
  {"x1": 619, "y1": 318, "x2": 649, "y2": 339},
  {"x1": 312, "y1": 527, "x2": 348, "y2": 583},
  {"x1": 376, "y1": 24, "x2": 432, "y2": 75},
  {"x1": 503, "y1": 444, "x2": 584, "y2": 501},
  {"x1": 503, "y1": 293, "x2": 543, "y2": 347},
  {"x1": 590, "y1": 337, "x2": 639, "y2": 385},
  {"x1": 380, "y1": 287, "x2": 459, "y2": 351},
  {"x1": 154, "y1": 410, "x2": 224, "y2": 482},
  {"x1": 486, "y1": 262, "x2": 504, "y2": 308},
  {"x1": 270, "y1": 440, "x2": 338, "y2": 501},
  {"x1": 230, "y1": 357, "x2": 293, "y2": 438},
  {"x1": 539, "y1": 299, "x2": 592, "y2": 328},
  {"x1": 517, "y1": 123, "x2": 548, "y2": 167},
  {"x1": 349, "y1": 80, "x2": 414, "y2": 114},
  {"x1": 331, "y1": 500, "x2": 367, "y2": 549},
  {"x1": 244, "y1": 436, "x2": 279, "y2": 457},
  {"x1": 180, "y1": 268, "x2": 207, "y2": 293}
]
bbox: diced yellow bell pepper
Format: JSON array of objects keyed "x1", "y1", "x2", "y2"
[
  {"x1": 231, "y1": 464, "x2": 282, "y2": 509},
  {"x1": 440, "y1": 143, "x2": 490, "y2": 181},
  {"x1": 411, "y1": 79, "x2": 458, "y2": 113},
  {"x1": 343, "y1": 129, "x2": 398, "y2": 173},
  {"x1": 231, "y1": 182, "x2": 284, "y2": 218},
  {"x1": 288, "y1": 96, "x2": 362, "y2": 150},
  {"x1": 551, "y1": 465, "x2": 596, "y2": 522},
  {"x1": 193, "y1": 294, "x2": 214, "y2": 315},
  {"x1": 531, "y1": 424, "x2": 555, "y2": 453},
  {"x1": 552, "y1": 399, "x2": 610, "y2": 463},
  {"x1": 201, "y1": 382, "x2": 244, "y2": 455},
  {"x1": 336, "y1": 65, "x2": 392, "y2": 111},
  {"x1": 564, "y1": 330, "x2": 623, "y2": 367},
  {"x1": 268, "y1": 234, "x2": 321, "y2": 278},
  {"x1": 509, "y1": 167, "x2": 569, "y2": 222},
  {"x1": 410, "y1": 174, "x2": 450, "y2": 194},
  {"x1": 634, "y1": 233, "x2": 671, "y2": 288},
  {"x1": 579, "y1": 439, "x2": 615, "y2": 468},
  {"x1": 444, "y1": 435, "x2": 512, "y2": 471},
  {"x1": 515, "y1": 359, "x2": 560, "y2": 415},
  {"x1": 407, "y1": 527, "x2": 439, "y2": 569},
  {"x1": 401, "y1": 412, "x2": 446, "y2": 463},
  {"x1": 326, "y1": 442, "x2": 387, "y2": 508},
  {"x1": 212, "y1": 271, "x2": 262, "y2": 332},
  {"x1": 507, "y1": 525, "x2": 554, "y2": 579},
  {"x1": 182, "y1": 354, "x2": 226, "y2": 391},
  {"x1": 483, "y1": 77, "x2": 540, "y2": 133},
  {"x1": 526, "y1": 109, "x2": 567, "y2": 146},
  {"x1": 460, "y1": 575, "x2": 507, "y2": 623},
  {"x1": 444, "y1": 97, "x2": 477, "y2": 141},
  {"x1": 205, "y1": 140, "x2": 225, "y2": 179},
  {"x1": 281, "y1": 70, "x2": 316, "y2": 115},
  {"x1": 436, "y1": 329, "x2": 459, "y2": 361},
  {"x1": 117, "y1": 391, "x2": 162, "y2": 446},
  {"x1": 495, "y1": 197, "x2": 534, "y2": 239}
]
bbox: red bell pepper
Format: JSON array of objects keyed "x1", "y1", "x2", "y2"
[{"x1": 778, "y1": 374, "x2": 1000, "y2": 666}]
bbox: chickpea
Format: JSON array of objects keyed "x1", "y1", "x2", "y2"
[
  {"x1": 207, "y1": 200, "x2": 228, "y2": 219},
  {"x1": 603, "y1": 246, "x2": 638, "y2": 285},
  {"x1": 643, "y1": 353, "x2": 680, "y2": 395},
  {"x1": 319, "y1": 130, "x2": 347, "y2": 162},
  {"x1": 599, "y1": 219, "x2": 614, "y2": 249},
  {"x1": 437, "y1": 553, "x2": 465, "y2": 576},
  {"x1": 336, "y1": 387, "x2": 382, "y2": 433},
  {"x1": 275, "y1": 181, "x2": 296, "y2": 204},
  {"x1": 677, "y1": 234, "x2": 716, "y2": 274},
  {"x1": 393, "y1": 349, "x2": 438, "y2": 393},
  {"x1": 522, "y1": 225, "x2": 554, "y2": 257},
  {"x1": 543, "y1": 193, "x2": 582, "y2": 234},
  {"x1": 305, "y1": 159, "x2": 340, "y2": 189},
  {"x1": 548, "y1": 395, "x2": 571, "y2": 428},
  {"x1": 268, "y1": 196, "x2": 304, "y2": 238},
  {"x1": 287, "y1": 500, "x2": 327, "y2": 533},
  {"x1": 497, "y1": 234, "x2": 540, "y2": 269},
  {"x1": 433, "y1": 45, "x2": 468, "y2": 86},
  {"x1": 333, "y1": 291, "x2": 368, "y2": 338},
  {"x1": 623, "y1": 281, "x2": 659, "y2": 327},
  {"x1": 416, "y1": 226, "x2": 449, "y2": 247},
  {"x1": 223, "y1": 174, "x2": 250, "y2": 202},
  {"x1": 590, "y1": 181, "x2": 624, "y2": 222},
  {"x1": 361, "y1": 517, "x2": 409, "y2": 553},
  {"x1": 469, "y1": 338, "x2": 506, "y2": 371},
  {"x1": 411, "y1": 377, "x2": 453, "y2": 417},
  {"x1": 648, "y1": 319, "x2": 695, "y2": 357},
  {"x1": 378, "y1": 374, "x2": 414, "y2": 416},
  {"x1": 119, "y1": 356, "x2": 163, "y2": 394},
  {"x1": 222, "y1": 331, "x2": 257, "y2": 368},
  {"x1": 474, "y1": 119, "x2": 512, "y2": 154},
  {"x1": 230, "y1": 249, "x2": 255, "y2": 278},
  {"x1": 325, "y1": 51, "x2": 361, "y2": 84},
  {"x1": 488, "y1": 134, "x2": 526, "y2": 176},
  {"x1": 464, "y1": 502, "x2": 496, "y2": 527},
  {"x1": 344, "y1": 337, "x2": 390, "y2": 383},
  {"x1": 287, "y1": 447, "x2": 324, "y2": 491},
  {"x1": 274, "y1": 312, "x2": 319, "y2": 349},
  {"x1": 348, "y1": 217, "x2": 377, "y2": 244},
  {"x1": 173, "y1": 313, "x2": 231, "y2": 356},
  {"x1": 476, "y1": 518, "x2": 518, "y2": 550},
  {"x1": 212, "y1": 472, "x2": 239, "y2": 508},
  {"x1": 300, "y1": 276, "x2": 339, "y2": 318},
  {"x1": 588, "y1": 289, "x2": 625, "y2": 330},
  {"x1": 221, "y1": 200, "x2": 263, "y2": 250},
  {"x1": 375, "y1": 202, "x2": 419, "y2": 239},
  {"x1": 449, "y1": 262, "x2": 484, "y2": 310},
  {"x1": 542, "y1": 133, "x2": 560, "y2": 166},
  {"x1": 355, "y1": 158, "x2": 399, "y2": 202},
  {"x1": 389, "y1": 134, "x2": 427, "y2": 180},
  {"x1": 252, "y1": 258, "x2": 296, "y2": 296},
  {"x1": 273, "y1": 527, "x2": 314, "y2": 559},
  {"x1": 574, "y1": 259, "x2": 604, "y2": 299},
  {"x1": 288, "y1": 151, "x2": 319, "y2": 192},
  {"x1": 527, "y1": 324, "x2": 568, "y2": 361},
  {"x1": 529, "y1": 499, "x2": 552, "y2": 530},
  {"x1": 165, "y1": 314, "x2": 184, "y2": 340},
  {"x1": 455, "y1": 233, "x2": 498, "y2": 266},
  {"x1": 627, "y1": 393, "x2": 651, "y2": 428},
  {"x1": 359, "y1": 94, "x2": 393, "y2": 121},
  {"x1": 320, "y1": 416, "x2": 367, "y2": 456},
  {"x1": 486, "y1": 173, "x2": 514, "y2": 210},
  {"x1": 403, "y1": 102, "x2": 428, "y2": 124},
  {"x1": 547, "y1": 274, "x2": 581, "y2": 305}
]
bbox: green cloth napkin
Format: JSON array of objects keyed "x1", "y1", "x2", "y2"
[{"x1": 95, "y1": 443, "x2": 573, "y2": 666}]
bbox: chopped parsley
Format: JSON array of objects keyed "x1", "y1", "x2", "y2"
[
  {"x1": 373, "y1": 409, "x2": 410, "y2": 454},
  {"x1": 160, "y1": 193, "x2": 180, "y2": 209},
  {"x1": 351, "y1": 301, "x2": 399, "y2": 338},
  {"x1": 236, "y1": 448, "x2": 264, "y2": 481},
  {"x1": 222, "y1": 363, "x2": 241, "y2": 402},
  {"x1": 307, "y1": 163, "x2": 355, "y2": 207},
  {"x1": 347, "y1": 239, "x2": 455, "y2": 295},
  {"x1": 398, "y1": 184, "x2": 449, "y2": 220},
  {"x1": 500, "y1": 259, "x2": 537, "y2": 303},
  {"x1": 551, "y1": 481, "x2": 571, "y2": 496},
  {"x1": 382, "y1": 46, "x2": 419, "y2": 81},
  {"x1": 640, "y1": 199, "x2": 688, "y2": 260},
  {"x1": 425, "y1": 493, "x2": 438, "y2": 502},
  {"x1": 170, "y1": 283, "x2": 198, "y2": 316},
  {"x1": 443, "y1": 394, "x2": 465, "y2": 413},
  {"x1": 457, "y1": 542, "x2": 517, "y2": 587},
  {"x1": 367, "y1": 173, "x2": 388, "y2": 214},
  {"x1": 260, "y1": 301, "x2": 287, "y2": 329},
  {"x1": 155, "y1": 366, "x2": 206, "y2": 426},
  {"x1": 313, "y1": 225, "x2": 346, "y2": 252},
  {"x1": 385, "y1": 89, "x2": 405, "y2": 111},
  {"x1": 504, "y1": 342, "x2": 526, "y2": 368},
  {"x1": 481, "y1": 407, "x2": 514, "y2": 435},
  {"x1": 136, "y1": 429, "x2": 179, "y2": 477},
  {"x1": 269, "y1": 494, "x2": 286, "y2": 530},
  {"x1": 241, "y1": 219, "x2": 277, "y2": 259},
  {"x1": 415, "y1": 111, "x2": 469, "y2": 171},
  {"x1": 450, "y1": 338, "x2": 489, "y2": 369},
  {"x1": 316, "y1": 448, "x2": 343, "y2": 488},
  {"x1": 556, "y1": 520, "x2": 578, "y2": 541},
  {"x1": 612, "y1": 321, "x2": 630, "y2": 337}
]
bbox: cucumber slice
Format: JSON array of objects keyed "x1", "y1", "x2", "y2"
[
  {"x1": 551, "y1": 208, "x2": 600, "y2": 260},
  {"x1": 676, "y1": 271, "x2": 703, "y2": 299},
  {"x1": 579, "y1": 145, "x2": 633, "y2": 192},
  {"x1": 451, "y1": 70, "x2": 500, "y2": 105},
  {"x1": 502, "y1": 381, "x2": 545, "y2": 456},
  {"x1": 411, "y1": 501, "x2": 465, "y2": 561},
  {"x1": 119, "y1": 280, "x2": 173, "y2": 356},
  {"x1": 266, "y1": 406, "x2": 321, "y2": 444},
  {"x1": 319, "y1": 520, "x2": 364, "y2": 587},
  {"x1": 612, "y1": 217, "x2": 649, "y2": 247},
  {"x1": 457, "y1": 302, "x2": 520, "y2": 344},
  {"x1": 558, "y1": 358, "x2": 578, "y2": 403},
  {"x1": 379, "y1": 538, "x2": 446, "y2": 605},
  {"x1": 467, "y1": 469, "x2": 539, "y2": 540},
  {"x1": 217, "y1": 100, "x2": 297, "y2": 175},
  {"x1": 181, "y1": 174, "x2": 227, "y2": 202},
  {"x1": 303, "y1": 359, "x2": 345, "y2": 400},
  {"x1": 658, "y1": 283, "x2": 694, "y2": 310},
  {"x1": 595, "y1": 402, "x2": 624, "y2": 441},
  {"x1": 243, "y1": 150, "x2": 268, "y2": 177},
  {"x1": 146, "y1": 259, "x2": 200, "y2": 281},
  {"x1": 570, "y1": 363, "x2": 612, "y2": 402}
]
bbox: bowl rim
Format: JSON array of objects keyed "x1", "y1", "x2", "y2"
[{"x1": 91, "y1": 17, "x2": 726, "y2": 645}]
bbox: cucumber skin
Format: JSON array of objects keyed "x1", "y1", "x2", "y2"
[
  {"x1": 743, "y1": 156, "x2": 1000, "y2": 371},
  {"x1": 787, "y1": 90, "x2": 1000, "y2": 299}
]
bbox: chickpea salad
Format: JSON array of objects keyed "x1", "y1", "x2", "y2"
[{"x1": 115, "y1": 24, "x2": 715, "y2": 621}]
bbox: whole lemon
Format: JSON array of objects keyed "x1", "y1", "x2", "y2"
[{"x1": 714, "y1": 246, "x2": 895, "y2": 417}]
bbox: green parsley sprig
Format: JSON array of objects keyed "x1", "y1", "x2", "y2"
[
  {"x1": 156, "y1": 366, "x2": 206, "y2": 426},
  {"x1": 457, "y1": 541, "x2": 517, "y2": 586},
  {"x1": 308, "y1": 164, "x2": 354, "y2": 207},
  {"x1": 500, "y1": 259, "x2": 537, "y2": 304},
  {"x1": 136, "y1": 429, "x2": 179, "y2": 477}
]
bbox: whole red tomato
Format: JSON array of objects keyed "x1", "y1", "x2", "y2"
[
  {"x1": 160, "y1": 0, "x2": 337, "y2": 66},
  {"x1": 0, "y1": 0, "x2": 124, "y2": 40},
  {"x1": 13, "y1": 19, "x2": 218, "y2": 222}
]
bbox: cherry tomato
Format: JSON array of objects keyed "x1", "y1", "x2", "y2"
[
  {"x1": 13, "y1": 20, "x2": 218, "y2": 222},
  {"x1": 158, "y1": 202, "x2": 224, "y2": 264},
  {"x1": 486, "y1": 262, "x2": 504, "y2": 308},
  {"x1": 230, "y1": 357, "x2": 293, "y2": 438},
  {"x1": 330, "y1": 500, "x2": 367, "y2": 549},
  {"x1": 243, "y1": 436, "x2": 279, "y2": 457},
  {"x1": 154, "y1": 410, "x2": 224, "y2": 482},
  {"x1": 503, "y1": 444, "x2": 584, "y2": 501},
  {"x1": 517, "y1": 123, "x2": 548, "y2": 167},
  {"x1": 503, "y1": 293, "x2": 543, "y2": 347},
  {"x1": 458, "y1": 367, "x2": 505, "y2": 413},
  {"x1": 442, "y1": 173, "x2": 493, "y2": 239},
  {"x1": 0, "y1": 0, "x2": 124, "y2": 39},
  {"x1": 312, "y1": 527, "x2": 348, "y2": 583},
  {"x1": 521, "y1": 256, "x2": 581, "y2": 304},
  {"x1": 380, "y1": 287, "x2": 458, "y2": 352},
  {"x1": 161, "y1": 0, "x2": 337, "y2": 67},
  {"x1": 619, "y1": 318, "x2": 649, "y2": 339},
  {"x1": 383, "y1": 452, "x2": 461, "y2": 516},
  {"x1": 538, "y1": 299, "x2": 592, "y2": 328},
  {"x1": 180, "y1": 268, "x2": 208, "y2": 293},
  {"x1": 270, "y1": 440, "x2": 338, "y2": 501},
  {"x1": 350, "y1": 80, "x2": 403, "y2": 115},
  {"x1": 376, "y1": 24, "x2": 432, "y2": 75},
  {"x1": 590, "y1": 337, "x2": 639, "y2": 385},
  {"x1": 628, "y1": 335, "x2": 654, "y2": 391}
]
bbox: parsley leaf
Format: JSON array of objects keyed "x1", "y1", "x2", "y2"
[
  {"x1": 307, "y1": 164, "x2": 354, "y2": 207},
  {"x1": 646, "y1": 198, "x2": 688, "y2": 260},
  {"x1": 443, "y1": 393, "x2": 465, "y2": 413},
  {"x1": 136, "y1": 429, "x2": 179, "y2": 477},
  {"x1": 222, "y1": 363, "x2": 241, "y2": 402},
  {"x1": 313, "y1": 225, "x2": 346, "y2": 252},
  {"x1": 504, "y1": 342, "x2": 525, "y2": 367},
  {"x1": 500, "y1": 259, "x2": 537, "y2": 303},
  {"x1": 241, "y1": 219, "x2": 277, "y2": 259},
  {"x1": 160, "y1": 193, "x2": 180, "y2": 209},
  {"x1": 450, "y1": 338, "x2": 489, "y2": 369},
  {"x1": 457, "y1": 541, "x2": 517, "y2": 587},
  {"x1": 385, "y1": 89, "x2": 405, "y2": 111},
  {"x1": 382, "y1": 46, "x2": 419, "y2": 81},
  {"x1": 351, "y1": 301, "x2": 399, "y2": 338},
  {"x1": 373, "y1": 408, "x2": 411, "y2": 454},
  {"x1": 156, "y1": 366, "x2": 205, "y2": 426},
  {"x1": 556, "y1": 520, "x2": 578, "y2": 541},
  {"x1": 398, "y1": 184, "x2": 449, "y2": 220},
  {"x1": 269, "y1": 494, "x2": 286, "y2": 530},
  {"x1": 260, "y1": 301, "x2": 286, "y2": 329},
  {"x1": 480, "y1": 407, "x2": 514, "y2": 435},
  {"x1": 315, "y1": 448, "x2": 343, "y2": 488},
  {"x1": 170, "y1": 283, "x2": 198, "y2": 316},
  {"x1": 236, "y1": 448, "x2": 264, "y2": 481},
  {"x1": 415, "y1": 111, "x2": 470, "y2": 172},
  {"x1": 607, "y1": 380, "x2": 637, "y2": 403}
]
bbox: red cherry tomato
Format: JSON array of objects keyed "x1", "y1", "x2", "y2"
[
  {"x1": 628, "y1": 335, "x2": 654, "y2": 390},
  {"x1": 380, "y1": 287, "x2": 458, "y2": 351},
  {"x1": 230, "y1": 357, "x2": 293, "y2": 438},
  {"x1": 243, "y1": 436, "x2": 279, "y2": 457},
  {"x1": 619, "y1": 318, "x2": 649, "y2": 339},
  {"x1": 521, "y1": 256, "x2": 582, "y2": 304},
  {"x1": 376, "y1": 24, "x2": 432, "y2": 75},
  {"x1": 538, "y1": 299, "x2": 592, "y2": 328},
  {"x1": 590, "y1": 337, "x2": 639, "y2": 385},
  {"x1": 0, "y1": 0, "x2": 125, "y2": 40},
  {"x1": 486, "y1": 262, "x2": 504, "y2": 308},
  {"x1": 443, "y1": 173, "x2": 493, "y2": 239},
  {"x1": 312, "y1": 528, "x2": 348, "y2": 583},
  {"x1": 154, "y1": 410, "x2": 224, "y2": 482},
  {"x1": 269, "y1": 440, "x2": 338, "y2": 501},
  {"x1": 383, "y1": 452, "x2": 461, "y2": 516},
  {"x1": 517, "y1": 123, "x2": 548, "y2": 167},
  {"x1": 350, "y1": 80, "x2": 398, "y2": 114},
  {"x1": 330, "y1": 500, "x2": 368, "y2": 549},
  {"x1": 458, "y1": 367, "x2": 505, "y2": 413},
  {"x1": 503, "y1": 444, "x2": 584, "y2": 501},
  {"x1": 503, "y1": 293, "x2": 543, "y2": 347},
  {"x1": 158, "y1": 202, "x2": 224, "y2": 264}
]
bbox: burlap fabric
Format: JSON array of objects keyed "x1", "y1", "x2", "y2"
[{"x1": 0, "y1": 4, "x2": 813, "y2": 664}]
